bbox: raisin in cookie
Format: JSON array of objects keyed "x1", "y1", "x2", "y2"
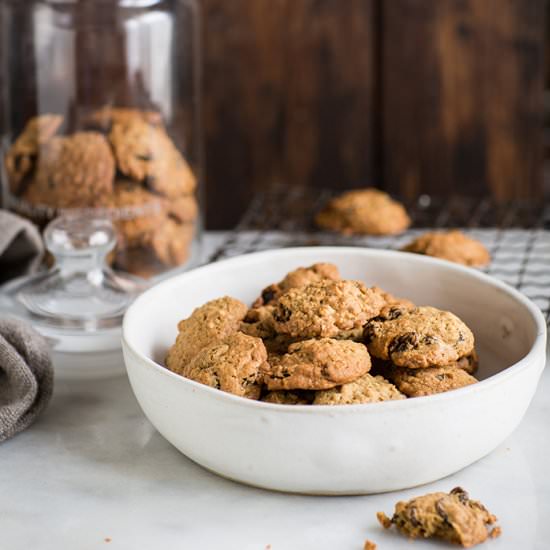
[
  {"x1": 402, "y1": 230, "x2": 490, "y2": 267},
  {"x1": 4, "y1": 114, "x2": 63, "y2": 195},
  {"x1": 166, "y1": 296, "x2": 248, "y2": 372},
  {"x1": 23, "y1": 132, "x2": 115, "y2": 209},
  {"x1": 315, "y1": 188, "x2": 410, "y2": 236},
  {"x1": 377, "y1": 487, "x2": 500, "y2": 548},
  {"x1": 147, "y1": 218, "x2": 194, "y2": 267},
  {"x1": 260, "y1": 338, "x2": 371, "y2": 391},
  {"x1": 364, "y1": 306, "x2": 474, "y2": 369},
  {"x1": 387, "y1": 365, "x2": 478, "y2": 397},
  {"x1": 182, "y1": 332, "x2": 266, "y2": 399},
  {"x1": 272, "y1": 280, "x2": 386, "y2": 339},
  {"x1": 253, "y1": 262, "x2": 341, "y2": 307},
  {"x1": 313, "y1": 373, "x2": 405, "y2": 405}
]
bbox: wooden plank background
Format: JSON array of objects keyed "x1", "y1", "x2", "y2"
[
  {"x1": 201, "y1": 0, "x2": 546, "y2": 228},
  {"x1": 0, "y1": 0, "x2": 546, "y2": 228}
]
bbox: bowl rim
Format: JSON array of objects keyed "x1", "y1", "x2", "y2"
[{"x1": 122, "y1": 246, "x2": 548, "y2": 413}]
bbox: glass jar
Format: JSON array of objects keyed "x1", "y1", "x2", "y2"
[{"x1": 1, "y1": 0, "x2": 201, "y2": 279}]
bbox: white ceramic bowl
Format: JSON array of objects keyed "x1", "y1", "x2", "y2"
[{"x1": 122, "y1": 247, "x2": 547, "y2": 495}]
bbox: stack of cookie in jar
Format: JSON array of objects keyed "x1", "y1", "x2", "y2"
[
  {"x1": 165, "y1": 262, "x2": 479, "y2": 405},
  {"x1": 3, "y1": 107, "x2": 198, "y2": 277}
]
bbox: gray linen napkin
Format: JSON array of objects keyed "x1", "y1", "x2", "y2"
[
  {"x1": 0, "y1": 318, "x2": 53, "y2": 442},
  {"x1": 0, "y1": 210, "x2": 44, "y2": 283}
]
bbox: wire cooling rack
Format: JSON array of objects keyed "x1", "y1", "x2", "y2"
[{"x1": 209, "y1": 185, "x2": 550, "y2": 324}]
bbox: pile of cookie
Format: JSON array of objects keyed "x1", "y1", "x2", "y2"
[
  {"x1": 3, "y1": 108, "x2": 198, "y2": 277},
  {"x1": 165, "y1": 262, "x2": 479, "y2": 404}
]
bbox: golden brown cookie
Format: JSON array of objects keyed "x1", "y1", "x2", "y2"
[
  {"x1": 315, "y1": 188, "x2": 410, "y2": 236},
  {"x1": 401, "y1": 230, "x2": 491, "y2": 267},
  {"x1": 272, "y1": 280, "x2": 386, "y2": 339},
  {"x1": 261, "y1": 390, "x2": 314, "y2": 405},
  {"x1": 313, "y1": 373, "x2": 405, "y2": 405},
  {"x1": 387, "y1": 364, "x2": 478, "y2": 397},
  {"x1": 23, "y1": 132, "x2": 115, "y2": 209},
  {"x1": 364, "y1": 306, "x2": 475, "y2": 369},
  {"x1": 147, "y1": 218, "x2": 194, "y2": 266},
  {"x1": 182, "y1": 332, "x2": 266, "y2": 399},
  {"x1": 166, "y1": 296, "x2": 248, "y2": 372},
  {"x1": 95, "y1": 180, "x2": 166, "y2": 246},
  {"x1": 252, "y1": 263, "x2": 341, "y2": 307},
  {"x1": 377, "y1": 487, "x2": 500, "y2": 547},
  {"x1": 371, "y1": 286, "x2": 415, "y2": 311},
  {"x1": 109, "y1": 118, "x2": 196, "y2": 197},
  {"x1": 260, "y1": 338, "x2": 371, "y2": 391},
  {"x1": 4, "y1": 114, "x2": 63, "y2": 195}
]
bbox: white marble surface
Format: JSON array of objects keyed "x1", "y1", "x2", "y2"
[{"x1": 1, "y1": 234, "x2": 549, "y2": 549}]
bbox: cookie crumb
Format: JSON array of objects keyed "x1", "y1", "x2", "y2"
[
  {"x1": 376, "y1": 511, "x2": 392, "y2": 529},
  {"x1": 489, "y1": 526, "x2": 502, "y2": 539},
  {"x1": 363, "y1": 539, "x2": 377, "y2": 550},
  {"x1": 104, "y1": 537, "x2": 112, "y2": 543}
]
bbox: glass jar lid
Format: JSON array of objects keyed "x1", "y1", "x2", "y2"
[{"x1": 0, "y1": 214, "x2": 147, "y2": 360}]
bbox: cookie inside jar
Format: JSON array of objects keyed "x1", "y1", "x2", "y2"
[{"x1": 4, "y1": 108, "x2": 200, "y2": 279}]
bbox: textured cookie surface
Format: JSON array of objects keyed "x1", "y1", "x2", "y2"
[
  {"x1": 387, "y1": 364, "x2": 478, "y2": 397},
  {"x1": 253, "y1": 263, "x2": 341, "y2": 307},
  {"x1": 166, "y1": 296, "x2": 248, "y2": 372},
  {"x1": 377, "y1": 487, "x2": 499, "y2": 548},
  {"x1": 109, "y1": 118, "x2": 196, "y2": 197},
  {"x1": 402, "y1": 230, "x2": 491, "y2": 267},
  {"x1": 316, "y1": 188, "x2": 410, "y2": 236},
  {"x1": 272, "y1": 280, "x2": 386, "y2": 338},
  {"x1": 261, "y1": 390, "x2": 314, "y2": 405},
  {"x1": 313, "y1": 373, "x2": 405, "y2": 405},
  {"x1": 182, "y1": 332, "x2": 266, "y2": 399},
  {"x1": 364, "y1": 306, "x2": 474, "y2": 368},
  {"x1": 4, "y1": 114, "x2": 63, "y2": 194},
  {"x1": 23, "y1": 132, "x2": 115, "y2": 208},
  {"x1": 261, "y1": 338, "x2": 371, "y2": 391},
  {"x1": 95, "y1": 181, "x2": 166, "y2": 246}
]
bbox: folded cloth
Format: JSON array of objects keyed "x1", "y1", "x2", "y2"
[
  {"x1": 0, "y1": 318, "x2": 53, "y2": 442},
  {"x1": 0, "y1": 210, "x2": 44, "y2": 284}
]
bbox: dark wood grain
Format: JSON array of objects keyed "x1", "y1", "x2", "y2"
[
  {"x1": 381, "y1": 0, "x2": 546, "y2": 201},
  {"x1": 201, "y1": 0, "x2": 378, "y2": 228}
]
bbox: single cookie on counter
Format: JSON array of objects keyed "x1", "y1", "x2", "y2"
[
  {"x1": 109, "y1": 117, "x2": 196, "y2": 198},
  {"x1": 261, "y1": 390, "x2": 315, "y2": 405},
  {"x1": 313, "y1": 373, "x2": 405, "y2": 405},
  {"x1": 166, "y1": 296, "x2": 248, "y2": 373},
  {"x1": 182, "y1": 332, "x2": 267, "y2": 400},
  {"x1": 23, "y1": 132, "x2": 115, "y2": 209},
  {"x1": 377, "y1": 487, "x2": 500, "y2": 547},
  {"x1": 364, "y1": 306, "x2": 474, "y2": 369},
  {"x1": 4, "y1": 114, "x2": 64, "y2": 195},
  {"x1": 386, "y1": 364, "x2": 478, "y2": 397},
  {"x1": 315, "y1": 188, "x2": 410, "y2": 236},
  {"x1": 261, "y1": 338, "x2": 371, "y2": 391},
  {"x1": 272, "y1": 280, "x2": 386, "y2": 339},
  {"x1": 401, "y1": 230, "x2": 491, "y2": 267},
  {"x1": 252, "y1": 262, "x2": 341, "y2": 307}
]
